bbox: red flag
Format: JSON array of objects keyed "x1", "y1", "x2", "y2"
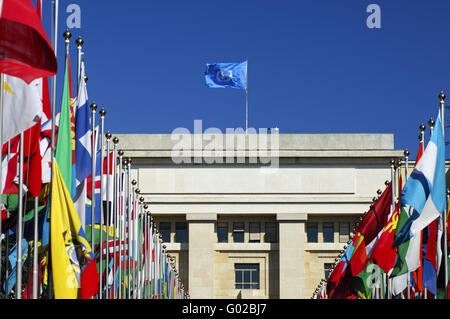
[
  {"x1": 355, "y1": 182, "x2": 392, "y2": 245},
  {"x1": 349, "y1": 233, "x2": 369, "y2": 277},
  {"x1": 370, "y1": 207, "x2": 399, "y2": 273},
  {"x1": 0, "y1": 0, "x2": 57, "y2": 83},
  {"x1": 80, "y1": 259, "x2": 99, "y2": 299},
  {"x1": 22, "y1": 121, "x2": 42, "y2": 197}
]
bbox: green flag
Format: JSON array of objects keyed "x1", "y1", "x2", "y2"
[
  {"x1": 391, "y1": 207, "x2": 410, "y2": 277},
  {"x1": 55, "y1": 55, "x2": 73, "y2": 194}
]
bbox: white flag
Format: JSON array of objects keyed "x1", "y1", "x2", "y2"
[{"x1": 2, "y1": 75, "x2": 43, "y2": 144}]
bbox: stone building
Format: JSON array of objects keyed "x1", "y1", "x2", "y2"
[{"x1": 116, "y1": 133, "x2": 403, "y2": 299}]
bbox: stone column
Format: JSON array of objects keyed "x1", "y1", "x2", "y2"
[
  {"x1": 187, "y1": 213, "x2": 217, "y2": 299},
  {"x1": 277, "y1": 213, "x2": 307, "y2": 299}
]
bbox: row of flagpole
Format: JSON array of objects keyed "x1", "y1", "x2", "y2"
[
  {"x1": 0, "y1": 0, "x2": 188, "y2": 299},
  {"x1": 312, "y1": 94, "x2": 449, "y2": 299}
]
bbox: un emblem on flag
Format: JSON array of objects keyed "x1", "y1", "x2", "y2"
[{"x1": 216, "y1": 70, "x2": 233, "y2": 83}]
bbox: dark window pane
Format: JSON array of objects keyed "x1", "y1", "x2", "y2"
[
  {"x1": 217, "y1": 222, "x2": 228, "y2": 243},
  {"x1": 175, "y1": 222, "x2": 187, "y2": 243},
  {"x1": 235, "y1": 264, "x2": 260, "y2": 290},
  {"x1": 264, "y1": 222, "x2": 277, "y2": 243},
  {"x1": 307, "y1": 222, "x2": 318, "y2": 243},
  {"x1": 244, "y1": 271, "x2": 250, "y2": 282},
  {"x1": 159, "y1": 222, "x2": 171, "y2": 243},
  {"x1": 339, "y1": 222, "x2": 350, "y2": 243},
  {"x1": 233, "y1": 222, "x2": 245, "y2": 243},
  {"x1": 252, "y1": 270, "x2": 259, "y2": 283},
  {"x1": 323, "y1": 222, "x2": 334, "y2": 243},
  {"x1": 249, "y1": 222, "x2": 260, "y2": 243},
  {"x1": 233, "y1": 232, "x2": 244, "y2": 243}
]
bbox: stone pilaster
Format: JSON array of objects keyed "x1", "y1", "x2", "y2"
[
  {"x1": 277, "y1": 213, "x2": 307, "y2": 299},
  {"x1": 187, "y1": 213, "x2": 217, "y2": 299}
]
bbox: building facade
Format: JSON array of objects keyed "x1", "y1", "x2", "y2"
[{"x1": 116, "y1": 133, "x2": 403, "y2": 299}]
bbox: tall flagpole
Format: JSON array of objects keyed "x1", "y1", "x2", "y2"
[
  {"x1": 98, "y1": 108, "x2": 106, "y2": 298},
  {"x1": 438, "y1": 91, "x2": 448, "y2": 299},
  {"x1": 16, "y1": 132, "x2": 24, "y2": 299},
  {"x1": 245, "y1": 58, "x2": 248, "y2": 133},
  {"x1": 112, "y1": 137, "x2": 119, "y2": 298},
  {"x1": 117, "y1": 150, "x2": 124, "y2": 299},
  {"x1": 105, "y1": 132, "x2": 112, "y2": 299},
  {"x1": 90, "y1": 103, "x2": 97, "y2": 270}
]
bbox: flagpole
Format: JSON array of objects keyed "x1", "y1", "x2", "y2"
[
  {"x1": 438, "y1": 91, "x2": 448, "y2": 299},
  {"x1": 98, "y1": 108, "x2": 106, "y2": 298},
  {"x1": 90, "y1": 102, "x2": 97, "y2": 272},
  {"x1": 76, "y1": 37, "x2": 83, "y2": 92},
  {"x1": 105, "y1": 132, "x2": 111, "y2": 299},
  {"x1": 112, "y1": 137, "x2": 119, "y2": 298},
  {"x1": 51, "y1": 0, "x2": 59, "y2": 163},
  {"x1": 245, "y1": 58, "x2": 248, "y2": 133},
  {"x1": 32, "y1": 195, "x2": 39, "y2": 299},
  {"x1": 118, "y1": 150, "x2": 124, "y2": 299},
  {"x1": 16, "y1": 132, "x2": 24, "y2": 299}
]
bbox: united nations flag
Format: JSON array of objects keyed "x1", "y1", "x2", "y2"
[{"x1": 205, "y1": 61, "x2": 247, "y2": 90}]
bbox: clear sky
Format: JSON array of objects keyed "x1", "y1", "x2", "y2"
[{"x1": 39, "y1": 0, "x2": 450, "y2": 158}]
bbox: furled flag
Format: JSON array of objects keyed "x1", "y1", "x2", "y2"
[
  {"x1": 1, "y1": 74, "x2": 43, "y2": 144},
  {"x1": 393, "y1": 110, "x2": 446, "y2": 273},
  {"x1": 0, "y1": 0, "x2": 57, "y2": 83},
  {"x1": 3, "y1": 239, "x2": 28, "y2": 296},
  {"x1": 50, "y1": 160, "x2": 98, "y2": 299},
  {"x1": 205, "y1": 61, "x2": 247, "y2": 90}
]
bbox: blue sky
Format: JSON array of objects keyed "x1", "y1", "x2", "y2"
[{"x1": 39, "y1": 0, "x2": 450, "y2": 158}]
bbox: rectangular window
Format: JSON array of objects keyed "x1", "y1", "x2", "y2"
[
  {"x1": 306, "y1": 222, "x2": 318, "y2": 243},
  {"x1": 175, "y1": 222, "x2": 187, "y2": 243},
  {"x1": 249, "y1": 222, "x2": 261, "y2": 243},
  {"x1": 322, "y1": 222, "x2": 334, "y2": 243},
  {"x1": 324, "y1": 263, "x2": 334, "y2": 281},
  {"x1": 235, "y1": 264, "x2": 260, "y2": 290},
  {"x1": 233, "y1": 222, "x2": 245, "y2": 243},
  {"x1": 159, "y1": 222, "x2": 171, "y2": 243},
  {"x1": 264, "y1": 222, "x2": 277, "y2": 243},
  {"x1": 217, "y1": 222, "x2": 228, "y2": 243},
  {"x1": 339, "y1": 222, "x2": 350, "y2": 243}
]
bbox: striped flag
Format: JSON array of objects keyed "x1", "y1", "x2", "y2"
[{"x1": 393, "y1": 110, "x2": 446, "y2": 272}]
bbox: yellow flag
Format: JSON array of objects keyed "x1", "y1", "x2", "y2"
[{"x1": 51, "y1": 161, "x2": 90, "y2": 299}]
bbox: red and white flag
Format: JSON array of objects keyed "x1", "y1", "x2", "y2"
[{"x1": 0, "y1": 0, "x2": 57, "y2": 83}]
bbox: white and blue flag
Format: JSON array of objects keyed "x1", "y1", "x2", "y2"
[
  {"x1": 75, "y1": 60, "x2": 92, "y2": 183},
  {"x1": 205, "y1": 61, "x2": 247, "y2": 90},
  {"x1": 394, "y1": 110, "x2": 446, "y2": 247}
]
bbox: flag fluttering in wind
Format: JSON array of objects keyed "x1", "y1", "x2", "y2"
[
  {"x1": 0, "y1": 0, "x2": 57, "y2": 83},
  {"x1": 205, "y1": 61, "x2": 247, "y2": 90},
  {"x1": 393, "y1": 110, "x2": 446, "y2": 273}
]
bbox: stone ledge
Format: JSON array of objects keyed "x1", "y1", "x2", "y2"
[
  {"x1": 277, "y1": 213, "x2": 308, "y2": 221},
  {"x1": 186, "y1": 213, "x2": 217, "y2": 221},
  {"x1": 215, "y1": 243, "x2": 279, "y2": 251}
]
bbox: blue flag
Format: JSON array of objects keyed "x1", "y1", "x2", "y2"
[
  {"x1": 75, "y1": 59, "x2": 92, "y2": 183},
  {"x1": 205, "y1": 61, "x2": 247, "y2": 90}
]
